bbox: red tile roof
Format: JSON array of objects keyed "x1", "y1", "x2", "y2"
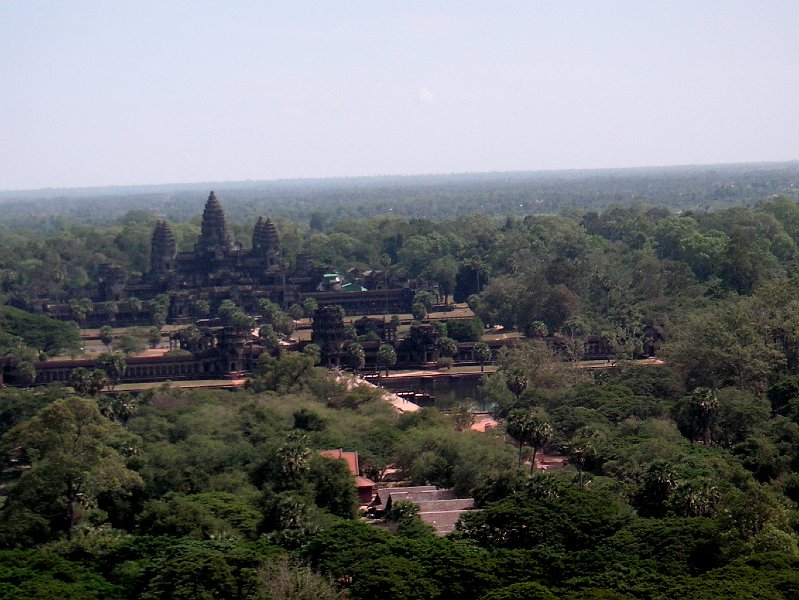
[
  {"x1": 319, "y1": 449, "x2": 360, "y2": 477},
  {"x1": 355, "y1": 476, "x2": 376, "y2": 489}
]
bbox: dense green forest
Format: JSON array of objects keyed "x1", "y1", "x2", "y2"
[
  {"x1": 7, "y1": 172, "x2": 799, "y2": 597},
  {"x1": 4, "y1": 355, "x2": 799, "y2": 598},
  {"x1": 5, "y1": 180, "x2": 799, "y2": 385}
]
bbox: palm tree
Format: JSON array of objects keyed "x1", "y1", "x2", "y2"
[
  {"x1": 474, "y1": 342, "x2": 491, "y2": 372},
  {"x1": 98, "y1": 394, "x2": 136, "y2": 425},
  {"x1": 128, "y1": 297, "x2": 143, "y2": 323},
  {"x1": 505, "y1": 409, "x2": 534, "y2": 468},
  {"x1": 377, "y1": 343, "x2": 397, "y2": 378},
  {"x1": 689, "y1": 387, "x2": 719, "y2": 446},
  {"x1": 566, "y1": 437, "x2": 597, "y2": 489},
  {"x1": 345, "y1": 342, "x2": 365, "y2": 372},
  {"x1": 528, "y1": 418, "x2": 553, "y2": 474},
  {"x1": 99, "y1": 325, "x2": 114, "y2": 350},
  {"x1": 105, "y1": 301, "x2": 118, "y2": 322},
  {"x1": 506, "y1": 409, "x2": 553, "y2": 473},
  {"x1": 380, "y1": 254, "x2": 391, "y2": 315},
  {"x1": 674, "y1": 479, "x2": 719, "y2": 517},
  {"x1": 451, "y1": 402, "x2": 476, "y2": 432},
  {"x1": 96, "y1": 352, "x2": 127, "y2": 391},
  {"x1": 69, "y1": 297, "x2": 94, "y2": 343},
  {"x1": 636, "y1": 461, "x2": 678, "y2": 517},
  {"x1": 277, "y1": 433, "x2": 312, "y2": 480}
]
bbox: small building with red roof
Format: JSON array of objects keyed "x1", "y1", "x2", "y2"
[{"x1": 318, "y1": 449, "x2": 376, "y2": 505}]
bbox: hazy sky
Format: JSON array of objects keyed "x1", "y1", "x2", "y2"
[{"x1": 2, "y1": 1, "x2": 798, "y2": 190}]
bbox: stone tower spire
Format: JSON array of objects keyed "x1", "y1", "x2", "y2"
[
  {"x1": 150, "y1": 220, "x2": 177, "y2": 276},
  {"x1": 252, "y1": 216, "x2": 280, "y2": 253},
  {"x1": 252, "y1": 216, "x2": 281, "y2": 269},
  {"x1": 197, "y1": 191, "x2": 231, "y2": 252}
]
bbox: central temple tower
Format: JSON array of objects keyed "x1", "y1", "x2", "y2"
[{"x1": 196, "y1": 191, "x2": 232, "y2": 254}]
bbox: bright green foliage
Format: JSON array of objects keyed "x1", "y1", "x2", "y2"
[
  {"x1": 394, "y1": 425, "x2": 515, "y2": 496},
  {"x1": 0, "y1": 397, "x2": 143, "y2": 544},
  {"x1": 482, "y1": 582, "x2": 557, "y2": 600},
  {"x1": 0, "y1": 305, "x2": 81, "y2": 357},
  {"x1": 70, "y1": 367, "x2": 108, "y2": 396},
  {"x1": 457, "y1": 477, "x2": 634, "y2": 551},
  {"x1": 218, "y1": 299, "x2": 255, "y2": 329},
  {"x1": 411, "y1": 302, "x2": 428, "y2": 321},
  {"x1": 96, "y1": 352, "x2": 126, "y2": 389},
  {"x1": 377, "y1": 343, "x2": 397, "y2": 375},
  {"x1": 137, "y1": 492, "x2": 262, "y2": 540},
  {"x1": 99, "y1": 325, "x2": 114, "y2": 349},
  {"x1": 474, "y1": 341, "x2": 492, "y2": 372},
  {"x1": 300, "y1": 342, "x2": 321, "y2": 366},
  {"x1": 147, "y1": 327, "x2": 162, "y2": 348},
  {"x1": 308, "y1": 455, "x2": 357, "y2": 519},
  {"x1": 140, "y1": 545, "x2": 239, "y2": 600},
  {"x1": 0, "y1": 550, "x2": 123, "y2": 599},
  {"x1": 288, "y1": 303, "x2": 305, "y2": 320},
  {"x1": 0, "y1": 387, "x2": 62, "y2": 437},
  {"x1": 446, "y1": 316, "x2": 485, "y2": 342},
  {"x1": 345, "y1": 342, "x2": 365, "y2": 371},
  {"x1": 413, "y1": 291, "x2": 437, "y2": 311},
  {"x1": 246, "y1": 353, "x2": 318, "y2": 393},
  {"x1": 149, "y1": 294, "x2": 170, "y2": 328},
  {"x1": 193, "y1": 298, "x2": 210, "y2": 316},
  {"x1": 277, "y1": 432, "x2": 313, "y2": 481},
  {"x1": 439, "y1": 336, "x2": 459, "y2": 358},
  {"x1": 15, "y1": 360, "x2": 37, "y2": 387},
  {"x1": 504, "y1": 410, "x2": 552, "y2": 472},
  {"x1": 114, "y1": 331, "x2": 146, "y2": 355},
  {"x1": 258, "y1": 556, "x2": 345, "y2": 600},
  {"x1": 559, "y1": 383, "x2": 659, "y2": 424},
  {"x1": 258, "y1": 324, "x2": 279, "y2": 349},
  {"x1": 302, "y1": 297, "x2": 318, "y2": 317}
]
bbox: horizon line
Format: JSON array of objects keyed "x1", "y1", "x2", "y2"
[{"x1": 2, "y1": 158, "x2": 798, "y2": 196}]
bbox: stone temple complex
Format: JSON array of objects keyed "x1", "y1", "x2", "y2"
[
  {"x1": 147, "y1": 191, "x2": 283, "y2": 290},
  {"x1": 42, "y1": 191, "x2": 422, "y2": 326},
  {"x1": 1, "y1": 191, "x2": 627, "y2": 388}
]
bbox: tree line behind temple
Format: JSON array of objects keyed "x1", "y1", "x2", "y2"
[{"x1": 1, "y1": 161, "x2": 797, "y2": 227}]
